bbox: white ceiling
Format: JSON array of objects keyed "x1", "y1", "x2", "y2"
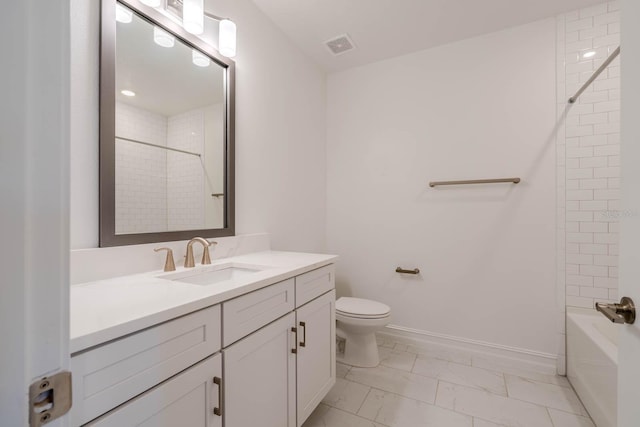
[{"x1": 250, "y1": 0, "x2": 607, "y2": 72}]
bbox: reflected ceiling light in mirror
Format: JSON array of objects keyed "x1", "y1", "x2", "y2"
[
  {"x1": 121, "y1": 90, "x2": 136, "y2": 97},
  {"x1": 154, "y1": 26, "x2": 175, "y2": 48},
  {"x1": 115, "y1": 4, "x2": 132, "y2": 23},
  {"x1": 218, "y1": 19, "x2": 237, "y2": 58},
  {"x1": 183, "y1": 0, "x2": 204, "y2": 35},
  {"x1": 192, "y1": 49, "x2": 211, "y2": 67},
  {"x1": 139, "y1": 0, "x2": 162, "y2": 7},
  {"x1": 583, "y1": 50, "x2": 596, "y2": 59}
]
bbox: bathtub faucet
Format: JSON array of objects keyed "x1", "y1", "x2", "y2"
[{"x1": 595, "y1": 296, "x2": 636, "y2": 325}]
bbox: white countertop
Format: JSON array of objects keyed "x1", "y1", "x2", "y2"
[{"x1": 70, "y1": 250, "x2": 337, "y2": 353}]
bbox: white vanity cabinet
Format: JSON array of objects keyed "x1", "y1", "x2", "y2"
[
  {"x1": 222, "y1": 265, "x2": 336, "y2": 427},
  {"x1": 70, "y1": 262, "x2": 336, "y2": 427}
]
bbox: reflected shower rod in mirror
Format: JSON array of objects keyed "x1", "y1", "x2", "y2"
[{"x1": 116, "y1": 135, "x2": 202, "y2": 157}]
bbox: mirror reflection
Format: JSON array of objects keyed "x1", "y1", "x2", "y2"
[{"x1": 114, "y1": 4, "x2": 226, "y2": 235}]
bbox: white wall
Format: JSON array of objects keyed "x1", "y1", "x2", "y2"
[
  {"x1": 70, "y1": 0, "x2": 327, "y2": 252},
  {"x1": 327, "y1": 19, "x2": 558, "y2": 356}
]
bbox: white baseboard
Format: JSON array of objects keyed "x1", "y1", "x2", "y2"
[{"x1": 377, "y1": 324, "x2": 558, "y2": 374}]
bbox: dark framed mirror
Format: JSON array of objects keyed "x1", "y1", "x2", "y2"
[{"x1": 100, "y1": 0, "x2": 235, "y2": 247}]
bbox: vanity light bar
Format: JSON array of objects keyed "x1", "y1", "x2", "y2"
[{"x1": 165, "y1": 0, "x2": 237, "y2": 58}]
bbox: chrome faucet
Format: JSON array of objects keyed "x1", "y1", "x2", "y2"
[{"x1": 184, "y1": 237, "x2": 216, "y2": 268}]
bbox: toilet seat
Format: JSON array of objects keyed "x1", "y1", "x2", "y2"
[{"x1": 336, "y1": 297, "x2": 391, "y2": 319}]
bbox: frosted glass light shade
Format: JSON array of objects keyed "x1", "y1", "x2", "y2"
[
  {"x1": 153, "y1": 26, "x2": 175, "y2": 48},
  {"x1": 219, "y1": 19, "x2": 237, "y2": 58},
  {"x1": 192, "y1": 49, "x2": 211, "y2": 67},
  {"x1": 139, "y1": 0, "x2": 161, "y2": 7},
  {"x1": 183, "y1": 0, "x2": 204, "y2": 35},
  {"x1": 115, "y1": 4, "x2": 132, "y2": 23}
]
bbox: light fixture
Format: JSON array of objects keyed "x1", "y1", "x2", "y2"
[
  {"x1": 183, "y1": 0, "x2": 204, "y2": 35},
  {"x1": 218, "y1": 19, "x2": 237, "y2": 58},
  {"x1": 115, "y1": 4, "x2": 133, "y2": 23},
  {"x1": 121, "y1": 90, "x2": 136, "y2": 97},
  {"x1": 139, "y1": 0, "x2": 162, "y2": 7},
  {"x1": 583, "y1": 50, "x2": 596, "y2": 59},
  {"x1": 153, "y1": 26, "x2": 175, "y2": 48},
  {"x1": 166, "y1": 0, "x2": 237, "y2": 58},
  {"x1": 192, "y1": 49, "x2": 211, "y2": 67}
]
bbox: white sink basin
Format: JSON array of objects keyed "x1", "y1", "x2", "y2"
[{"x1": 160, "y1": 263, "x2": 269, "y2": 286}]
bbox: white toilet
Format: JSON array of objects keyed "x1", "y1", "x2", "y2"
[{"x1": 335, "y1": 297, "x2": 391, "y2": 368}]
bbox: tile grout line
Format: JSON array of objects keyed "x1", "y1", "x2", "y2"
[
  {"x1": 354, "y1": 385, "x2": 373, "y2": 416},
  {"x1": 434, "y1": 380, "x2": 441, "y2": 406},
  {"x1": 546, "y1": 406, "x2": 557, "y2": 427},
  {"x1": 502, "y1": 371, "x2": 509, "y2": 398}
]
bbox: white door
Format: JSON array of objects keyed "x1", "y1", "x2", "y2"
[
  {"x1": 86, "y1": 354, "x2": 222, "y2": 427},
  {"x1": 295, "y1": 290, "x2": 336, "y2": 426},
  {"x1": 619, "y1": 1, "x2": 640, "y2": 426},
  {"x1": 0, "y1": 0, "x2": 71, "y2": 426},
  {"x1": 223, "y1": 312, "x2": 297, "y2": 427}
]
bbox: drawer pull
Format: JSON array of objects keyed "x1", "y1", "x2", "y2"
[
  {"x1": 213, "y1": 376, "x2": 222, "y2": 416},
  {"x1": 299, "y1": 322, "x2": 306, "y2": 348},
  {"x1": 291, "y1": 327, "x2": 298, "y2": 354}
]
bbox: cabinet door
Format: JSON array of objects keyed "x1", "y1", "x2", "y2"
[
  {"x1": 87, "y1": 353, "x2": 222, "y2": 427},
  {"x1": 224, "y1": 312, "x2": 296, "y2": 427},
  {"x1": 296, "y1": 290, "x2": 336, "y2": 426}
]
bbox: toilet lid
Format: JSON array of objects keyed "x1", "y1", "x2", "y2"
[{"x1": 336, "y1": 297, "x2": 391, "y2": 318}]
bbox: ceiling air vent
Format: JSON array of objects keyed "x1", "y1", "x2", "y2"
[{"x1": 325, "y1": 34, "x2": 356, "y2": 56}]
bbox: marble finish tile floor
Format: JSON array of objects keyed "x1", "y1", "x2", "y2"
[{"x1": 302, "y1": 338, "x2": 594, "y2": 427}]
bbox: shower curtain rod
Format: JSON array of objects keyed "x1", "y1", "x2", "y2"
[
  {"x1": 568, "y1": 46, "x2": 620, "y2": 104},
  {"x1": 115, "y1": 135, "x2": 202, "y2": 157}
]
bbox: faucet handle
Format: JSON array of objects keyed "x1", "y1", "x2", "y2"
[
  {"x1": 154, "y1": 247, "x2": 176, "y2": 272},
  {"x1": 201, "y1": 240, "x2": 217, "y2": 265}
]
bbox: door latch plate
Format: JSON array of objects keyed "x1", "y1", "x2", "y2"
[{"x1": 29, "y1": 371, "x2": 72, "y2": 427}]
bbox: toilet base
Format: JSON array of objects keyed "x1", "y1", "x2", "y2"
[{"x1": 336, "y1": 327, "x2": 380, "y2": 368}]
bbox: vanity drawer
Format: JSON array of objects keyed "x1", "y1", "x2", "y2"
[
  {"x1": 223, "y1": 278, "x2": 295, "y2": 346},
  {"x1": 70, "y1": 305, "x2": 221, "y2": 426},
  {"x1": 295, "y1": 265, "x2": 335, "y2": 307}
]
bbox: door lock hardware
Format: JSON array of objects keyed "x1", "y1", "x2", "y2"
[{"x1": 596, "y1": 296, "x2": 636, "y2": 324}]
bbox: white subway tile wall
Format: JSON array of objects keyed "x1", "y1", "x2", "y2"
[
  {"x1": 558, "y1": 0, "x2": 620, "y2": 312},
  {"x1": 115, "y1": 102, "x2": 207, "y2": 234},
  {"x1": 167, "y1": 108, "x2": 206, "y2": 231},
  {"x1": 115, "y1": 102, "x2": 168, "y2": 234}
]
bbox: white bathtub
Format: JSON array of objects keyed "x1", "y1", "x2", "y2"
[{"x1": 567, "y1": 308, "x2": 618, "y2": 427}]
